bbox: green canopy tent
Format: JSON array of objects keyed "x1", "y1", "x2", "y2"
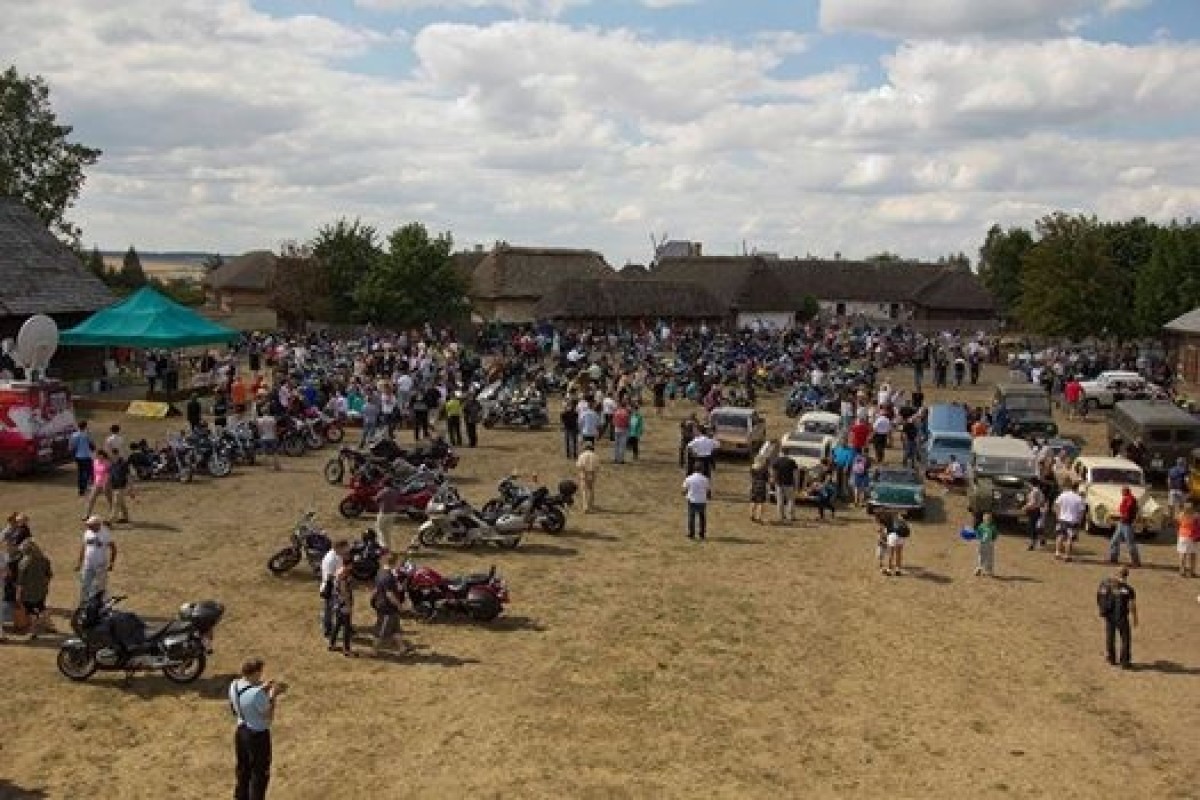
[{"x1": 60, "y1": 286, "x2": 240, "y2": 348}]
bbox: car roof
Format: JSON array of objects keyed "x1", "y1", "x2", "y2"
[
  {"x1": 971, "y1": 436, "x2": 1035, "y2": 457},
  {"x1": 711, "y1": 406, "x2": 755, "y2": 416},
  {"x1": 1074, "y1": 456, "x2": 1143, "y2": 470},
  {"x1": 781, "y1": 432, "x2": 829, "y2": 445},
  {"x1": 799, "y1": 411, "x2": 840, "y2": 422}
]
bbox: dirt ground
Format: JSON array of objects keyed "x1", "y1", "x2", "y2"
[{"x1": 2, "y1": 364, "x2": 1198, "y2": 800}]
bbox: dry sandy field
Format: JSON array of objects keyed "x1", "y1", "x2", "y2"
[{"x1": 2, "y1": 364, "x2": 1199, "y2": 800}]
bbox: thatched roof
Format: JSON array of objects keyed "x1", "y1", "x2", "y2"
[
  {"x1": 451, "y1": 250, "x2": 488, "y2": 287},
  {"x1": 470, "y1": 245, "x2": 614, "y2": 299},
  {"x1": 206, "y1": 250, "x2": 276, "y2": 291},
  {"x1": 619, "y1": 264, "x2": 650, "y2": 278},
  {"x1": 908, "y1": 267, "x2": 995, "y2": 311},
  {"x1": 533, "y1": 278, "x2": 725, "y2": 320},
  {"x1": 0, "y1": 196, "x2": 114, "y2": 317}
]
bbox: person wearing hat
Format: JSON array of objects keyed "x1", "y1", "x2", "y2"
[
  {"x1": 575, "y1": 441, "x2": 600, "y2": 513},
  {"x1": 75, "y1": 515, "x2": 117, "y2": 605}
]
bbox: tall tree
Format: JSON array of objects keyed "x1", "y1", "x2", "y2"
[
  {"x1": 0, "y1": 66, "x2": 101, "y2": 242},
  {"x1": 272, "y1": 242, "x2": 332, "y2": 330},
  {"x1": 120, "y1": 246, "x2": 146, "y2": 287},
  {"x1": 310, "y1": 217, "x2": 382, "y2": 323},
  {"x1": 86, "y1": 245, "x2": 107, "y2": 279},
  {"x1": 354, "y1": 223, "x2": 466, "y2": 327},
  {"x1": 1019, "y1": 213, "x2": 1124, "y2": 338},
  {"x1": 977, "y1": 224, "x2": 1034, "y2": 318},
  {"x1": 1134, "y1": 223, "x2": 1200, "y2": 334}
]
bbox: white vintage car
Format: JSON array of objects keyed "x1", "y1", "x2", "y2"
[
  {"x1": 795, "y1": 410, "x2": 843, "y2": 438},
  {"x1": 1069, "y1": 455, "x2": 1166, "y2": 537}
]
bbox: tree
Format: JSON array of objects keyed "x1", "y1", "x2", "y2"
[
  {"x1": 939, "y1": 252, "x2": 971, "y2": 269},
  {"x1": 120, "y1": 246, "x2": 146, "y2": 288},
  {"x1": 0, "y1": 66, "x2": 101, "y2": 242},
  {"x1": 272, "y1": 242, "x2": 332, "y2": 330},
  {"x1": 866, "y1": 251, "x2": 904, "y2": 263},
  {"x1": 200, "y1": 253, "x2": 225, "y2": 272},
  {"x1": 1134, "y1": 223, "x2": 1200, "y2": 334},
  {"x1": 86, "y1": 245, "x2": 107, "y2": 279},
  {"x1": 310, "y1": 218, "x2": 382, "y2": 323},
  {"x1": 977, "y1": 224, "x2": 1034, "y2": 318},
  {"x1": 354, "y1": 223, "x2": 467, "y2": 328},
  {"x1": 797, "y1": 294, "x2": 820, "y2": 323},
  {"x1": 1018, "y1": 213, "x2": 1124, "y2": 338}
]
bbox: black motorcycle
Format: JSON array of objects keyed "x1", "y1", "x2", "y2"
[
  {"x1": 58, "y1": 594, "x2": 224, "y2": 683},
  {"x1": 129, "y1": 439, "x2": 194, "y2": 482},
  {"x1": 221, "y1": 422, "x2": 259, "y2": 467},
  {"x1": 482, "y1": 400, "x2": 549, "y2": 430},
  {"x1": 481, "y1": 478, "x2": 575, "y2": 533},
  {"x1": 185, "y1": 427, "x2": 233, "y2": 478},
  {"x1": 267, "y1": 511, "x2": 333, "y2": 576}
]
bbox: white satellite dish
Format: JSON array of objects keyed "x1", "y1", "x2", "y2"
[{"x1": 15, "y1": 314, "x2": 59, "y2": 379}]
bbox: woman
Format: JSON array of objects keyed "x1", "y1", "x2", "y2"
[
  {"x1": 627, "y1": 406, "x2": 645, "y2": 462},
  {"x1": 851, "y1": 452, "x2": 871, "y2": 508},
  {"x1": 1177, "y1": 503, "x2": 1197, "y2": 578},
  {"x1": 749, "y1": 456, "x2": 769, "y2": 524},
  {"x1": 83, "y1": 450, "x2": 114, "y2": 521},
  {"x1": 327, "y1": 561, "x2": 357, "y2": 657}
]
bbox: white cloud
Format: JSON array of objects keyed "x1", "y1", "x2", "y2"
[
  {"x1": 0, "y1": 0, "x2": 1196, "y2": 268},
  {"x1": 820, "y1": 0, "x2": 1150, "y2": 38}
]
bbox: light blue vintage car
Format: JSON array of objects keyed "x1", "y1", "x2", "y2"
[{"x1": 866, "y1": 466, "x2": 926, "y2": 519}]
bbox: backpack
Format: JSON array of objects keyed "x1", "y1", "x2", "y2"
[
  {"x1": 1096, "y1": 579, "x2": 1116, "y2": 617},
  {"x1": 894, "y1": 519, "x2": 911, "y2": 538}
]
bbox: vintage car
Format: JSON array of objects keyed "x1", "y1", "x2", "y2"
[
  {"x1": 866, "y1": 466, "x2": 926, "y2": 518},
  {"x1": 708, "y1": 406, "x2": 766, "y2": 458},
  {"x1": 766, "y1": 431, "x2": 833, "y2": 502},
  {"x1": 967, "y1": 436, "x2": 1039, "y2": 522},
  {"x1": 1079, "y1": 371, "x2": 1156, "y2": 411},
  {"x1": 993, "y1": 383, "x2": 1058, "y2": 439},
  {"x1": 795, "y1": 410, "x2": 843, "y2": 438},
  {"x1": 1070, "y1": 455, "x2": 1166, "y2": 538}
]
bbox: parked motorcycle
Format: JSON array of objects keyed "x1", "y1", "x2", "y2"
[
  {"x1": 401, "y1": 560, "x2": 509, "y2": 622},
  {"x1": 338, "y1": 469, "x2": 443, "y2": 519},
  {"x1": 481, "y1": 396, "x2": 549, "y2": 429},
  {"x1": 481, "y1": 477, "x2": 576, "y2": 533},
  {"x1": 58, "y1": 594, "x2": 224, "y2": 683},
  {"x1": 220, "y1": 422, "x2": 258, "y2": 467},
  {"x1": 303, "y1": 407, "x2": 345, "y2": 445},
  {"x1": 128, "y1": 439, "x2": 194, "y2": 482},
  {"x1": 185, "y1": 426, "x2": 233, "y2": 478},
  {"x1": 267, "y1": 511, "x2": 333, "y2": 576},
  {"x1": 275, "y1": 416, "x2": 310, "y2": 458},
  {"x1": 415, "y1": 485, "x2": 529, "y2": 549}
]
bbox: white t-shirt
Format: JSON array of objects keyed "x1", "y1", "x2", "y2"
[
  {"x1": 683, "y1": 473, "x2": 711, "y2": 504},
  {"x1": 1055, "y1": 490, "x2": 1086, "y2": 525},
  {"x1": 688, "y1": 435, "x2": 718, "y2": 457},
  {"x1": 257, "y1": 415, "x2": 277, "y2": 442},
  {"x1": 81, "y1": 526, "x2": 112, "y2": 570},
  {"x1": 947, "y1": 460, "x2": 965, "y2": 480},
  {"x1": 104, "y1": 433, "x2": 126, "y2": 459},
  {"x1": 873, "y1": 416, "x2": 893, "y2": 436},
  {"x1": 601, "y1": 397, "x2": 617, "y2": 416},
  {"x1": 320, "y1": 550, "x2": 342, "y2": 585}
]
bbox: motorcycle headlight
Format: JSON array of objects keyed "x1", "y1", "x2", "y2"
[{"x1": 992, "y1": 490, "x2": 1002, "y2": 500}]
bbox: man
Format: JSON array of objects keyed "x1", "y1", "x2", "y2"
[
  {"x1": 229, "y1": 657, "x2": 279, "y2": 800},
  {"x1": 560, "y1": 397, "x2": 579, "y2": 459},
  {"x1": 256, "y1": 411, "x2": 281, "y2": 471},
  {"x1": 372, "y1": 553, "x2": 410, "y2": 654},
  {"x1": 1022, "y1": 479, "x2": 1048, "y2": 551},
  {"x1": 373, "y1": 484, "x2": 408, "y2": 551},
  {"x1": 75, "y1": 516, "x2": 116, "y2": 604},
  {"x1": 848, "y1": 415, "x2": 871, "y2": 454},
  {"x1": 360, "y1": 392, "x2": 381, "y2": 446},
  {"x1": 319, "y1": 540, "x2": 349, "y2": 638},
  {"x1": 578, "y1": 402, "x2": 601, "y2": 448},
  {"x1": 575, "y1": 442, "x2": 600, "y2": 513},
  {"x1": 770, "y1": 451, "x2": 799, "y2": 523},
  {"x1": 109, "y1": 452, "x2": 135, "y2": 524},
  {"x1": 1167, "y1": 457, "x2": 1189, "y2": 516},
  {"x1": 679, "y1": 414, "x2": 699, "y2": 470},
  {"x1": 871, "y1": 412, "x2": 892, "y2": 463},
  {"x1": 1098, "y1": 566, "x2": 1138, "y2": 668},
  {"x1": 443, "y1": 391, "x2": 464, "y2": 447},
  {"x1": 687, "y1": 427, "x2": 719, "y2": 480},
  {"x1": 1054, "y1": 481, "x2": 1086, "y2": 562},
  {"x1": 15, "y1": 534, "x2": 52, "y2": 639},
  {"x1": 104, "y1": 424, "x2": 126, "y2": 460},
  {"x1": 612, "y1": 402, "x2": 631, "y2": 463},
  {"x1": 463, "y1": 391, "x2": 482, "y2": 448},
  {"x1": 831, "y1": 438, "x2": 856, "y2": 501},
  {"x1": 1064, "y1": 376, "x2": 1083, "y2": 420},
  {"x1": 186, "y1": 393, "x2": 203, "y2": 430},
  {"x1": 69, "y1": 421, "x2": 95, "y2": 497},
  {"x1": 1107, "y1": 486, "x2": 1142, "y2": 567},
  {"x1": 682, "y1": 464, "x2": 711, "y2": 541}
]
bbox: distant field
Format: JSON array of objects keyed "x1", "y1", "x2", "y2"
[{"x1": 101, "y1": 253, "x2": 215, "y2": 283}]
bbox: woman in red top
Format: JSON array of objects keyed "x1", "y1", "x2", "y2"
[{"x1": 1176, "y1": 504, "x2": 1197, "y2": 578}]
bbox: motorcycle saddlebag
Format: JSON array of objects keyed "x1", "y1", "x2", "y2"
[{"x1": 179, "y1": 600, "x2": 225, "y2": 632}]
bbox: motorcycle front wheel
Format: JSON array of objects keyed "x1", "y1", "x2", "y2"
[
  {"x1": 338, "y1": 498, "x2": 364, "y2": 519},
  {"x1": 411, "y1": 599, "x2": 438, "y2": 622},
  {"x1": 57, "y1": 647, "x2": 98, "y2": 681},
  {"x1": 417, "y1": 524, "x2": 443, "y2": 547},
  {"x1": 208, "y1": 454, "x2": 233, "y2": 478},
  {"x1": 323, "y1": 459, "x2": 345, "y2": 485},
  {"x1": 283, "y1": 436, "x2": 307, "y2": 458},
  {"x1": 304, "y1": 430, "x2": 324, "y2": 451},
  {"x1": 540, "y1": 507, "x2": 566, "y2": 534},
  {"x1": 163, "y1": 650, "x2": 207, "y2": 684},
  {"x1": 267, "y1": 547, "x2": 302, "y2": 574}
]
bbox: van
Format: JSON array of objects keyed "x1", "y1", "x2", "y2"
[
  {"x1": 923, "y1": 403, "x2": 972, "y2": 477},
  {"x1": 967, "y1": 436, "x2": 1038, "y2": 522},
  {"x1": 708, "y1": 406, "x2": 766, "y2": 458},
  {"x1": 0, "y1": 379, "x2": 78, "y2": 477},
  {"x1": 1107, "y1": 400, "x2": 1200, "y2": 476},
  {"x1": 994, "y1": 383, "x2": 1058, "y2": 439}
]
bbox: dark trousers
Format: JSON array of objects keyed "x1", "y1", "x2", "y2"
[
  {"x1": 564, "y1": 430, "x2": 579, "y2": 458},
  {"x1": 413, "y1": 412, "x2": 430, "y2": 440},
  {"x1": 447, "y1": 417, "x2": 463, "y2": 446},
  {"x1": 687, "y1": 502, "x2": 707, "y2": 539},
  {"x1": 1026, "y1": 512, "x2": 1043, "y2": 547},
  {"x1": 328, "y1": 609, "x2": 352, "y2": 651},
  {"x1": 814, "y1": 496, "x2": 836, "y2": 519},
  {"x1": 466, "y1": 421, "x2": 478, "y2": 447},
  {"x1": 1105, "y1": 615, "x2": 1132, "y2": 665},
  {"x1": 679, "y1": 443, "x2": 690, "y2": 470},
  {"x1": 75, "y1": 458, "x2": 94, "y2": 496},
  {"x1": 628, "y1": 436, "x2": 639, "y2": 460},
  {"x1": 234, "y1": 726, "x2": 272, "y2": 800},
  {"x1": 872, "y1": 434, "x2": 887, "y2": 463},
  {"x1": 695, "y1": 455, "x2": 713, "y2": 478}
]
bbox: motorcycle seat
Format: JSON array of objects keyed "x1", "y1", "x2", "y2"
[
  {"x1": 146, "y1": 619, "x2": 192, "y2": 641},
  {"x1": 445, "y1": 574, "x2": 492, "y2": 592}
]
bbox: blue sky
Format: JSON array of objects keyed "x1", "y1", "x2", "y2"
[{"x1": 3, "y1": 0, "x2": 1198, "y2": 263}]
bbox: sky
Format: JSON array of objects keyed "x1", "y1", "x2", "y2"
[{"x1": 3, "y1": 0, "x2": 1199, "y2": 265}]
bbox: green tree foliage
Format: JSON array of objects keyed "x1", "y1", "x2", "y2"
[
  {"x1": 354, "y1": 223, "x2": 467, "y2": 328},
  {"x1": 119, "y1": 246, "x2": 146, "y2": 287},
  {"x1": 797, "y1": 294, "x2": 820, "y2": 322},
  {"x1": 865, "y1": 251, "x2": 904, "y2": 263},
  {"x1": 1018, "y1": 213, "x2": 1125, "y2": 338},
  {"x1": 977, "y1": 224, "x2": 1034, "y2": 318},
  {"x1": 311, "y1": 218, "x2": 381, "y2": 323},
  {"x1": 0, "y1": 66, "x2": 101, "y2": 242},
  {"x1": 1134, "y1": 223, "x2": 1200, "y2": 335},
  {"x1": 273, "y1": 242, "x2": 332, "y2": 330},
  {"x1": 86, "y1": 245, "x2": 107, "y2": 279}
]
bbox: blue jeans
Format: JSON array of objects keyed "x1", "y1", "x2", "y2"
[
  {"x1": 687, "y1": 502, "x2": 707, "y2": 539},
  {"x1": 1108, "y1": 522, "x2": 1141, "y2": 565},
  {"x1": 321, "y1": 590, "x2": 336, "y2": 637},
  {"x1": 613, "y1": 430, "x2": 628, "y2": 462}
]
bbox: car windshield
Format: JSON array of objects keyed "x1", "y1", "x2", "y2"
[
  {"x1": 1089, "y1": 468, "x2": 1144, "y2": 486},
  {"x1": 711, "y1": 414, "x2": 748, "y2": 430},
  {"x1": 801, "y1": 421, "x2": 839, "y2": 436},
  {"x1": 975, "y1": 456, "x2": 1036, "y2": 476},
  {"x1": 875, "y1": 468, "x2": 919, "y2": 484},
  {"x1": 783, "y1": 445, "x2": 823, "y2": 460},
  {"x1": 1003, "y1": 395, "x2": 1050, "y2": 414},
  {"x1": 930, "y1": 434, "x2": 972, "y2": 450}
]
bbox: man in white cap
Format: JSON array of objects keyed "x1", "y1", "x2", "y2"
[{"x1": 75, "y1": 515, "x2": 117, "y2": 604}]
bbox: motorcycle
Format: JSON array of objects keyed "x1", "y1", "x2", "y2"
[
  {"x1": 266, "y1": 511, "x2": 333, "y2": 576},
  {"x1": 58, "y1": 594, "x2": 224, "y2": 683},
  {"x1": 481, "y1": 477, "x2": 576, "y2": 533},
  {"x1": 415, "y1": 485, "x2": 529, "y2": 549},
  {"x1": 185, "y1": 426, "x2": 233, "y2": 478},
  {"x1": 400, "y1": 559, "x2": 509, "y2": 622},
  {"x1": 275, "y1": 416, "x2": 310, "y2": 458},
  {"x1": 220, "y1": 422, "x2": 258, "y2": 467},
  {"x1": 128, "y1": 439, "x2": 194, "y2": 482},
  {"x1": 338, "y1": 469, "x2": 443, "y2": 519},
  {"x1": 303, "y1": 407, "x2": 345, "y2": 445},
  {"x1": 481, "y1": 397, "x2": 549, "y2": 429}
]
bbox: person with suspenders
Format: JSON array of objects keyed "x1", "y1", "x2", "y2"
[{"x1": 229, "y1": 657, "x2": 280, "y2": 800}]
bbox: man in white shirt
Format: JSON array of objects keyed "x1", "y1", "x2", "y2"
[
  {"x1": 871, "y1": 414, "x2": 893, "y2": 463},
  {"x1": 1054, "y1": 484, "x2": 1087, "y2": 562},
  {"x1": 319, "y1": 540, "x2": 348, "y2": 637},
  {"x1": 104, "y1": 424, "x2": 126, "y2": 460},
  {"x1": 75, "y1": 516, "x2": 116, "y2": 604},
  {"x1": 683, "y1": 466, "x2": 711, "y2": 541},
  {"x1": 687, "y1": 428, "x2": 719, "y2": 480}
]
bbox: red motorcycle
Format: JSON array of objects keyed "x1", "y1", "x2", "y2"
[
  {"x1": 338, "y1": 472, "x2": 442, "y2": 519},
  {"x1": 400, "y1": 560, "x2": 508, "y2": 622}
]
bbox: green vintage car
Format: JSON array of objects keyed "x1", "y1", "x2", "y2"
[{"x1": 866, "y1": 466, "x2": 926, "y2": 519}]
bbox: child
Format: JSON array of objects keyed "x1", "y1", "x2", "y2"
[
  {"x1": 851, "y1": 453, "x2": 870, "y2": 507},
  {"x1": 975, "y1": 512, "x2": 998, "y2": 577}
]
